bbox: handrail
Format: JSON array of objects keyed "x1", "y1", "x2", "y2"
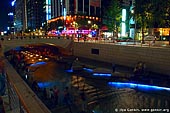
[{"x1": 4, "y1": 59, "x2": 51, "y2": 113}]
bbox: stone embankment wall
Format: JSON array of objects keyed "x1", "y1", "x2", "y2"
[{"x1": 73, "y1": 42, "x2": 170, "y2": 76}]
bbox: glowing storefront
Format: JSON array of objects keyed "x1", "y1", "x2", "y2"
[{"x1": 47, "y1": 0, "x2": 101, "y2": 36}]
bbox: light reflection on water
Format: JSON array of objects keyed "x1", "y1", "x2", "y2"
[
  {"x1": 71, "y1": 74, "x2": 170, "y2": 113},
  {"x1": 88, "y1": 87, "x2": 170, "y2": 113},
  {"x1": 21, "y1": 58, "x2": 170, "y2": 113},
  {"x1": 108, "y1": 82, "x2": 170, "y2": 92},
  {"x1": 61, "y1": 67, "x2": 170, "y2": 113},
  {"x1": 11, "y1": 51, "x2": 170, "y2": 113},
  {"x1": 7, "y1": 46, "x2": 170, "y2": 113}
]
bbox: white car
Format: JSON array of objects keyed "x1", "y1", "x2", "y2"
[{"x1": 144, "y1": 35, "x2": 156, "y2": 45}]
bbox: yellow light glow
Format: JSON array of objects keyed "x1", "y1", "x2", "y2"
[
  {"x1": 44, "y1": 58, "x2": 49, "y2": 60},
  {"x1": 38, "y1": 59, "x2": 42, "y2": 61}
]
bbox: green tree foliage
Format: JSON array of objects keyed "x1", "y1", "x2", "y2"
[
  {"x1": 105, "y1": 0, "x2": 122, "y2": 37},
  {"x1": 151, "y1": 0, "x2": 170, "y2": 28},
  {"x1": 134, "y1": 0, "x2": 151, "y2": 43},
  {"x1": 134, "y1": 0, "x2": 170, "y2": 42}
]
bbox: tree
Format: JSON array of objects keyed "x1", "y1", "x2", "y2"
[
  {"x1": 134, "y1": 0, "x2": 151, "y2": 43},
  {"x1": 134, "y1": 0, "x2": 170, "y2": 42},
  {"x1": 153, "y1": 0, "x2": 170, "y2": 28},
  {"x1": 105, "y1": 0, "x2": 122, "y2": 38}
]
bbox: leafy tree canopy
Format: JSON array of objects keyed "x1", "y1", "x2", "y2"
[
  {"x1": 134, "y1": 0, "x2": 170, "y2": 28},
  {"x1": 105, "y1": 0, "x2": 122, "y2": 32}
]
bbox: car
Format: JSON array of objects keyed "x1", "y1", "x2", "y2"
[
  {"x1": 144, "y1": 35, "x2": 156, "y2": 41},
  {"x1": 117, "y1": 37, "x2": 133, "y2": 42}
]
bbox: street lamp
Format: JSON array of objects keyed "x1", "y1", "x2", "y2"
[
  {"x1": 88, "y1": 20, "x2": 92, "y2": 36},
  {"x1": 88, "y1": 20, "x2": 91, "y2": 24}
]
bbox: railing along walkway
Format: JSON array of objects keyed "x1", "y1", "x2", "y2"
[{"x1": 4, "y1": 58, "x2": 51, "y2": 113}]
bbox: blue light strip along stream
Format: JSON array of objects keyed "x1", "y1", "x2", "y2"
[{"x1": 108, "y1": 82, "x2": 170, "y2": 91}]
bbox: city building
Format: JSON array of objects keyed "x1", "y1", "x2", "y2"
[
  {"x1": 129, "y1": 0, "x2": 135, "y2": 39},
  {"x1": 26, "y1": 0, "x2": 46, "y2": 31},
  {"x1": 14, "y1": 0, "x2": 47, "y2": 34},
  {"x1": 14, "y1": 0, "x2": 27, "y2": 32},
  {"x1": 12, "y1": 0, "x2": 169, "y2": 40},
  {"x1": 5, "y1": 0, "x2": 16, "y2": 35},
  {"x1": 13, "y1": 0, "x2": 132, "y2": 38},
  {"x1": 47, "y1": 0, "x2": 102, "y2": 37}
]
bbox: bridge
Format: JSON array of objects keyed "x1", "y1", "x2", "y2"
[
  {"x1": 0, "y1": 36, "x2": 73, "y2": 113},
  {"x1": 0, "y1": 36, "x2": 73, "y2": 53}
]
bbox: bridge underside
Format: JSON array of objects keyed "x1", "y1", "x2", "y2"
[{"x1": 1, "y1": 38, "x2": 73, "y2": 56}]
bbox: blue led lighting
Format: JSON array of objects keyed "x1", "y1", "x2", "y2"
[
  {"x1": 30, "y1": 61, "x2": 47, "y2": 67},
  {"x1": 65, "y1": 69, "x2": 73, "y2": 73},
  {"x1": 11, "y1": 0, "x2": 16, "y2": 6},
  {"x1": 108, "y1": 82, "x2": 170, "y2": 91},
  {"x1": 35, "y1": 61, "x2": 47, "y2": 65},
  {"x1": 83, "y1": 68, "x2": 93, "y2": 73},
  {"x1": 38, "y1": 82, "x2": 51, "y2": 88},
  {"x1": 38, "y1": 82, "x2": 58, "y2": 88},
  {"x1": 93, "y1": 73, "x2": 112, "y2": 77},
  {"x1": 13, "y1": 47, "x2": 22, "y2": 51}
]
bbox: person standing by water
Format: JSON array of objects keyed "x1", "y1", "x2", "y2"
[
  {"x1": 0, "y1": 96, "x2": 5, "y2": 113},
  {"x1": 112, "y1": 63, "x2": 116, "y2": 73},
  {"x1": 53, "y1": 87, "x2": 59, "y2": 106},
  {"x1": 80, "y1": 91, "x2": 87, "y2": 112},
  {"x1": 31, "y1": 80, "x2": 39, "y2": 91},
  {"x1": 63, "y1": 87, "x2": 72, "y2": 113}
]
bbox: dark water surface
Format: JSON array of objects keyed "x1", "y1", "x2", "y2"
[{"x1": 6, "y1": 48, "x2": 170, "y2": 113}]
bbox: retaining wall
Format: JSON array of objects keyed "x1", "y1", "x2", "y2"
[{"x1": 73, "y1": 42, "x2": 170, "y2": 76}]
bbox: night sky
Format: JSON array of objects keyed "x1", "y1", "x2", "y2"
[{"x1": 0, "y1": 0, "x2": 11, "y2": 31}]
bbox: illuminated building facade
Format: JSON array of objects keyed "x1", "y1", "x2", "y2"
[
  {"x1": 129, "y1": 0, "x2": 135, "y2": 39},
  {"x1": 46, "y1": 0, "x2": 52, "y2": 21},
  {"x1": 26, "y1": 0, "x2": 46, "y2": 30},
  {"x1": 14, "y1": 0, "x2": 51, "y2": 33},
  {"x1": 48, "y1": 0, "x2": 102, "y2": 36},
  {"x1": 50, "y1": 0, "x2": 101, "y2": 18},
  {"x1": 121, "y1": 0, "x2": 131, "y2": 37},
  {"x1": 14, "y1": 0, "x2": 27, "y2": 32}
]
